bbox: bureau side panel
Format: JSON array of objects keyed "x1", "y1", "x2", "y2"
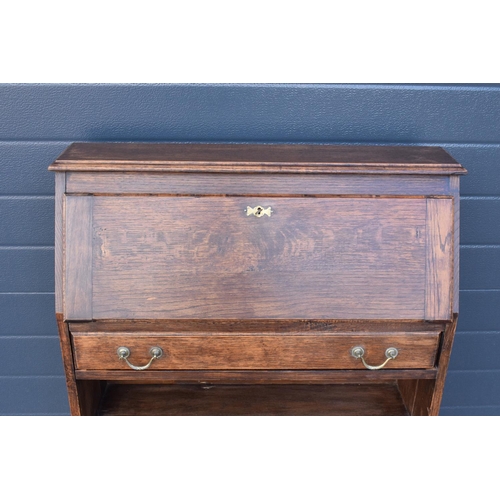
[
  {"x1": 450, "y1": 176, "x2": 460, "y2": 314},
  {"x1": 92, "y1": 196, "x2": 427, "y2": 320},
  {"x1": 54, "y1": 173, "x2": 65, "y2": 313},
  {"x1": 65, "y1": 196, "x2": 93, "y2": 320}
]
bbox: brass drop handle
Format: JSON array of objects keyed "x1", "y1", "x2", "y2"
[
  {"x1": 117, "y1": 346, "x2": 163, "y2": 371},
  {"x1": 351, "y1": 346, "x2": 398, "y2": 370}
]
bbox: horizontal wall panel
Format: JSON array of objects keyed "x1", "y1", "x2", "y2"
[
  {"x1": 0, "y1": 142, "x2": 68, "y2": 195},
  {"x1": 457, "y1": 291, "x2": 500, "y2": 331},
  {"x1": 440, "y1": 406, "x2": 500, "y2": 416},
  {"x1": 0, "y1": 377, "x2": 69, "y2": 415},
  {"x1": 441, "y1": 371, "x2": 500, "y2": 407},
  {"x1": 0, "y1": 338, "x2": 64, "y2": 376},
  {"x1": 445, "y1": 146, "x2": 500, "y2": 196},
  {"x1": 0, "y1": 294, "x2": 56, "y2": 336},
  {"x1": 461, "y1": 200, "x2": 500, "y2": 245},
  {"x1": 0, "y1": 199, "x2": 54, "y2": 246},
  {"x1": 449, "y1": 333, "x2": 500, "y2": 371},
  {"x1": 0, "y1": 84, "x2": 499, "y2": 143},
  {"x1": 0, "y1": 249, "x2": 54, "y2": 292},
  {"x1": 460, "y1": 248, "x2": 500, "y2": 290}
]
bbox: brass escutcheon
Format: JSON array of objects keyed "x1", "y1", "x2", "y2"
[{"x1": 246, "y1": 205, "x2": 272, "y2": 217}]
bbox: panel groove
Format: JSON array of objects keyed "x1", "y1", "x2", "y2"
[
  {"x1": 0, "y1": 375, "x2": 66, "y2": 379},
  {"x1": 0, "y1": 246, "x2": 55, "y2": 249},
  {"x1": 1, "y1": 140, "x2": 500, "y2": 146},
  {"x1": 0, "y1": 336, "x2": 59, "y2": 339},
  {"x1": 461, "y1": 245, "x2": 500, "y2": 248},
  {"x1": 442, "y1": 405, "x2": 500, "y2": 409},
  {"x1": 0, "y1": 195, "x2": 54, "y2": 199},
  {"x1": 462, "y1": 196, "x2": 500, "y2": 200},
  {"x1": 457, "y1": 331, "x2": 500, "y2": 334},
  {"x1": 448, "y1": 369, "x2": 500, "y2": 373},
  {"x1": 2, "y1": 85, "x2": 500, "y2": 142}
]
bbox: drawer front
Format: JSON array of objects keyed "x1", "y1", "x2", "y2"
[
  {"x1": 65, "y1": 195, "x2": 453, "y2": 321},
  {"x1": 72, "y1": 332, "x2": 440, "y2": 371}
]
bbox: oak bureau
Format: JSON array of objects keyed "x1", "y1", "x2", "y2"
[{"x1": 49, "y1": 143, "x2": 466, "y2": 416}]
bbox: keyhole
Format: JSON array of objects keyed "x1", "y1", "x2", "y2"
[{"x1": 256, "y1": 208, "x2": 262, "y2": 215}]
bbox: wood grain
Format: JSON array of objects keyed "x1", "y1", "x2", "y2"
[
  {"x1": 425, "y1": 198, "x2": 453, "y2": 320},
  {"x1": 65, "y1": 196, "x2": 93, "y2": 320},
  {"x1": 92, "y1": 196, "x2": 427, "y2": 319},
  {"x1": 50, "y1": 143, "x2": 466, "y2": 175},
  {"x1": 98, "y1": 383, "x2": 409, "y2": 416},
  {"x1": 56, "y1": 313, "x2": 80, "y2": 415},
  {"x1": 54, "y1": 173, "x2": 65, "y2": 314},
  {"x1": 397, "y1": 379, "x2": 419, "y2": 414},
  {"x1": 411, "y1": 380, "x2": 436, "y2": 416},
  {"x1": 72, "y1": 332, "x2": 439, "y2": 370},
  {"x1": 69, "y1": 319, "x2": 446, "y2": 333},
  {"x1": 56, "y1": 313, "x2": 104, "y2": 415},
  {"x1": 65, "y1": 172, "x2": 452, "y2": 196},
  {"x1": 429, "y1": 314, "x2": 459, "y2": 415},
  {"x1": 75, "y1": 369, "x2": 437, "y2": 382},
  {"x1": 50, "y1": 143, "x2": 464, "y2": 416}
]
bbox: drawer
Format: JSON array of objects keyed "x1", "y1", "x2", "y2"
[
  {"x1": 65, "y1": 195, "x2": 454, "y2": 322},
  {"x1": 72, "y1": 331, "x2": 440, "y2": 371}
]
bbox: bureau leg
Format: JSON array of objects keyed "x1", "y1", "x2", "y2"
[
  {"x1": 56, "y1": 314, "x2": 81, "y2": 415},
  {"x1": 56, "y1": 314, "x2": 103, "y2": 415},
  {"x1": 429, "y1": 314, "x2": 459, "y2": 416},
  {"x1": 397, "y1": 314, "x2": 459, "y2": 416}
]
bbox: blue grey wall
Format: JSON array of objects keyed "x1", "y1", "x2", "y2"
[{"x1": 1, "y1": 84, "x2": 499, "y2": 415}]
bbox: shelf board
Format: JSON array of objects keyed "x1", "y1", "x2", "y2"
[{"x1": 97, "y1": 383, "x2": 409, "y2": 416}]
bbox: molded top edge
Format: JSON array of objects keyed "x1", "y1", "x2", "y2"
[{"x1": 49, "y1": 142, "x2": 467, "y2": 174}]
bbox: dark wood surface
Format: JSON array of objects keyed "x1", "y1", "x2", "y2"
[
  {"x1": 429, "y1": 314, "x2": 459, "y2": 415},
  {"x1": 97, "y1": 383, "x2": 409, "y2": 416},
  {"x1": 50, "y1": 143, "x2": 466, "y2": 175},
  {"x1": 88, "y1": 196, "x2": 437, "y2": 320},
  {"x1": 412, "y1": 379, "x2": 436, "y2": 416},
  {"x1": 51, "y1": 143, "x2": 463, "y2": 416},
  {"x1": 76, "y1": 369, "x2": 437, "y2": 382},
  {"x1": 395, "y1": 317, "x2": 458, "y2": 414},
  {"x1": 65, "y1": 196, "x2": 93, "y2": 320},
  {"x1": 425, "y1": 199, "x2": 454, "y2": 320},
  {"x1": 66, "y1": 172, "x2": 453, "y2": 196},
  {"x1": 69, "y1": 319, "x2": 446, "y2": 333},
  {"x1": 72, "y1": 331, "x2": 440, "y2": 371},
  {"x1": 56, "y1": 314, "x2": 80, "y2": 415},
  {"x1": 54, "y1": 173, "x2": 64, "y2": 314},
  {"x1": 397, "y1": 379, "x2": 419, "y2": 414},
  {"x1": 397, "y1": 379, "x2": 436, "y2": 416},
  {"x1": 56, "y1": 313, "x2": 103, "y2": 416}
]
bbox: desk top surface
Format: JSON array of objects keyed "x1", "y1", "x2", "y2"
[{"x1": 50, "y1": 143, "x2": 466, "y2": 175}]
